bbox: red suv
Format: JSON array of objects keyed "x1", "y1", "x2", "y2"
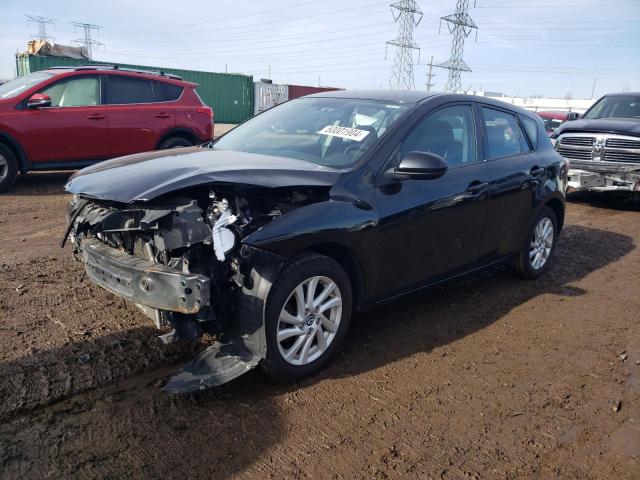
[{"x1": 0, "y1": 65, "x2": 213, "y2": 192}]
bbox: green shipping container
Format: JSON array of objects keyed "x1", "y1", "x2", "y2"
[{"x1": 15, "y1": 54, "x2": 254, "y2": 123}]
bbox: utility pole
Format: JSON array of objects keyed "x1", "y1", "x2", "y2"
[
  {"x1": 26, "y1": 14, "x2": 57, "y2": 41},
  {"x1": 436, "y1": 0, "x2": 478, "y2": 93},
  {"x1": 385, "y1": 0, "x2": 422, "y2": 90},
  {"x1": 591, "y1": 78, "x2": 598, "y2": 99},
  {"x1": 71, "y1": 22, "x2": 103, "y2": 59},
  {"x1": 425, "y1": 55, "x2": 436, "y2": 91}
]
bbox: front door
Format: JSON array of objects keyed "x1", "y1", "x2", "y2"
[
  {"x1": 374, "y1": 103, "x2": 490, "y2": 297},
  {"x1": 22, "y1": 74, "x2": 109, "y2": 164}
]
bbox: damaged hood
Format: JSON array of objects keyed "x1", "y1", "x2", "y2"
[
  {"x1": 65, "y1": 147, "x2": 342, "y2": 203},
  {"x1": 556, "y1": 118, "x2": 640, "y2": 137}
]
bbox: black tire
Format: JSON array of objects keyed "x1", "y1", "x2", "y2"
[
  {"x1": 513, "y1": 206, "x2": 558, "y2": 279},
  {"x1": 260, "y1": 253, "x2": 353, "y2": 382},
  {"x1": 0, "y1": 144, "x2": 18, "y2": 194},
  {"x1": 159, "y1": 136, "x2": 194, "y2": 149}
]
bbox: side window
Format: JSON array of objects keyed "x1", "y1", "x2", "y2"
[
  {"x1": 40, "y1": 76, "x2": 100, "y2": 107},
  {"x1": 153, "y1": 81, "x2": 183, "y2": 102},
  {"x1": 401, "y1": 104, "x2": 477, "y2": 168},
  {"x1": 520, "y1": 116, "x2": 538, "y2": 149},
  {"x1": 107, "y1": 76, "x2": 153, "y2": 104},
  {"x1": 481, "y1": 107, "x2": 530, "y2": 160}
]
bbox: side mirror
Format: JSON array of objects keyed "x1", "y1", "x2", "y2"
[
  {"x1": 27, "y1": 93, "x2": 51, "y2": 109},
  {"x1": 393, "y1": 151, "x2": 448, "y2": 180},
  {"x1": 566, "y1": 112, "x2": 580, "y2": 121}
]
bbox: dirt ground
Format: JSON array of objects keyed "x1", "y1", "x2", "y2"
[{"x1": 1, "y1": 172, "x2": 639, "y2": 480}]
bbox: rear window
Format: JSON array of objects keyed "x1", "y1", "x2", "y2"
[
  {"x1": 520, "y1": 116, "x2": 538, "y2": 148},
  {"x1": 153, "y1": 81, "x2": 183, "y2": 102},
  {"x1": 481, "y1": 107, "x2": 531, "y2": 160},
  {"x1": 107, "y1": 76, "x2": 153, "y2": 104}
]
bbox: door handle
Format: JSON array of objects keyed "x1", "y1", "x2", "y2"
[
  {"x1": 86, "y1": 113, "x2": 105, "y2": 120},
  {"x1": 466, "y1": 181, "x2": 489, "y2": 195},
  {"x1": 530, "y1": 166, "x2": 545, "y2": 176},
  {"x1": 154, "y1": 112, "x2": 171, "y2": 119}
]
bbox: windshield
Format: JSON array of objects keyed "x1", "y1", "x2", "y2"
[
  {"x1": 213, "y1": 97, "x2": 409, "y2": 168},
  {"x1": 583, "y1": 95, "x2": 640, "y2": 120},
  {"x1": 0, "y1": 71, "x2": 55, "y2": 99}
]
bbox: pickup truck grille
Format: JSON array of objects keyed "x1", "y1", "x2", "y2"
[
  {"x1": 603, "y1": 151, "x2": 640, "y2": 163},
  {"x1": 560, "y1": 136, "x2": 594, "y2": 147},
  {"x1": 556, "y1": 146, "x2": 592, "y2": 160},
  {"x1": 557, "y1": 133, "x2": 640, "y2": 165},
  {"x1": 606, "y1": 138, "x2": 640, "y2": 149}
]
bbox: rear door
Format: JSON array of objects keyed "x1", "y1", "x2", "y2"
[
  {"x1": 20, "y1": 74, "x2": 109, "y2": 164},
  {"x1": 104, "y1": 75, "x2": 175, "y2": 157},
  {"x1": 479, "y1": 105, "x2": 544, "y2": 258}
]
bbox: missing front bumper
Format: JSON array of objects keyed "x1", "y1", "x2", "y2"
[{"x1": 80, "y1": 238, "x2": 210, "y2": 314}]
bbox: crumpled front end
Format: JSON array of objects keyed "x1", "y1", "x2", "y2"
[{"x1": 63, "y1": 185, "x2": 328, "y2": 391}]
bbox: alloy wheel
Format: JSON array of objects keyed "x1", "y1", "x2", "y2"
[
  {"x1": 277, "y1": 276, "x2": 343, "y2": 366},
  {"x1": 0, "y1": 154, "x2": 7, "y2": 181},
  {"x1": 530, "y1": 217, "x2": 554, "y2": 270}
]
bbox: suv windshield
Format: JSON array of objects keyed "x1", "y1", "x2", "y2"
[
  {"x1": 213, "y1": 97, "x2": 409, "y2": 168},
  {"x1": 583, "y1": 95, "x2": 640, "y2": 120},
  {"x1": 0, "y1": 71, "x2": 55, "y2": 99}
]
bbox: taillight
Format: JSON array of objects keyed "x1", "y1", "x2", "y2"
[{"x1": 197, "y1": 106, "x2": 213, "y2": 120}]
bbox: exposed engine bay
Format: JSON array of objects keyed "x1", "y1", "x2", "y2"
[{"x1": 64, "y1": 185, "x2": 329, "y2": 391}]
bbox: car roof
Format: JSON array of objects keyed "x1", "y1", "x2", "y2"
[
  {"x1": 536, "y1": 110, "x2": 569, "y2": 118},
  {"x1": 602, "y1": 92, "x2": 640, "y2": 97},
  {"x1": 304, "y1": 90, "x2": 539, "y2": 117},
  {"x1": 43, "y1": 67, "x2": 194, "y2": 86},
  {"x1": 305, "y1": 89, "x2": 440, "y2": 103}
]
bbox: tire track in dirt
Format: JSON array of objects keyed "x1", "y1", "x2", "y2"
[{"x1": 1, "y1": 177, "x2": 639, "y2": 479}]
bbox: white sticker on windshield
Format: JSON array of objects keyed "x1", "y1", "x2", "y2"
[{"x1": 318, "y1": 125, "x2": 370, "y2": 142}]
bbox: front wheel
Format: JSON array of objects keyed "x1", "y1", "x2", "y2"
[
  {"x1": 0, "y1": 144, "x2": 18, "y2": 193},
  {"x1": 261, "y1": 253, "x2": 352, "y2": 382},
  {"x1": 514, "y1": 206, "x2": 558, "y2": 279}
]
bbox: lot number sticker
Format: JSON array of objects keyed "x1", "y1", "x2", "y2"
[{"x1": 318, "y1": 125, "x2": 370, "y2": 142}]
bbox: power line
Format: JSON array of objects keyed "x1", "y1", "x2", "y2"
[
  {"x1": 436, "y1": 0, "x2": 477, "y2": 93},
  {"x1": 71, "y1": 22, "x2": 103, "y2": 59},
  {"x1": 386, "y1": 0, "x2": 422, "y2": 90},
  {"x1": 25, "y1": 14, "x2": 56, "y2": 41}
]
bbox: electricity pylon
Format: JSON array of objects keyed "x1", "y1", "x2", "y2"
[
  {"x1": 386, "y1": 1, "x2": 422, "y2": 90},
  {"x1": 437, "y1": 0, "x2": 478, "y2": 93}
]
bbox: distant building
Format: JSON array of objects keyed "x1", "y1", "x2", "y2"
[{"x1": 470, "y1": 91, "x2": 595, "y2": 114}]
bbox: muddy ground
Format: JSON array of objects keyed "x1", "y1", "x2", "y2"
[{"x1": 0, "y1": 172, "x2": 639, "y2": 479}]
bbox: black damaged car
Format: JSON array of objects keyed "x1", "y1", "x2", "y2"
[{"x1": 63, "y1": 91, "x2": 567, "y2": 392}]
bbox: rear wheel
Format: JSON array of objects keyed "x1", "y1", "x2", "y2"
[
  {"x1": 261, "y1": 253, "x2": 352, "y2": 382},
  {"x1": 514, "y1": 206, "x2": 558, "y2": 279},
  {"x1": 159, "y1": 136, "x2": 194, "y2": 149},
  {"x1": 0, "y1": 144, "x2": 18, "y2": 193}
]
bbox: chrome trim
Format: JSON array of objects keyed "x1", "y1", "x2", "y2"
[{"x1": 556, "y1": 133, "x2": 640, "y2": 165}]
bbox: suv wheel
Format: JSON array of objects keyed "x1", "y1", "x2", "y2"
[
  {"x1": 261, "y1": 253, "x2": 352, "y2": 382},
  {"x1": 0, "y1": 144, "x2": 18, "y2": 193},
  {"x1": 159, "y1": 136, "x2": 194, "y2": 149},
  {"x1": 514, "y1": 206, "x2": 558, "y2": 279}
]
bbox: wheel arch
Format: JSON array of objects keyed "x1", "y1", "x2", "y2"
[
  {"x1": 301, "y1": 242, "x2": 366, "y2": 312},
  {"x1": 544, "y1": 197, "x2": 565, "y2": 232},
  {"x1": 0, "y1": 132, "x2": 28, "y2": 173},
  {"x1": 155, "y1": 127, "x2": 200, "y2": 149}
]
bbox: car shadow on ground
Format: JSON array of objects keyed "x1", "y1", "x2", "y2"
[
  {"x1": 568, "y1": 191, "x2": 640, "y2": 212},
  {"x1": 6, "y1": 171, "x2": 74, "y2": 196},
  {"x1": 0, "y1": 224, "x2": 635, "y2": 479}
]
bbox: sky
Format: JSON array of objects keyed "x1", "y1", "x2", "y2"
[{"x1": 1, "y1": 0, "x2": 639, "y2": 99}]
